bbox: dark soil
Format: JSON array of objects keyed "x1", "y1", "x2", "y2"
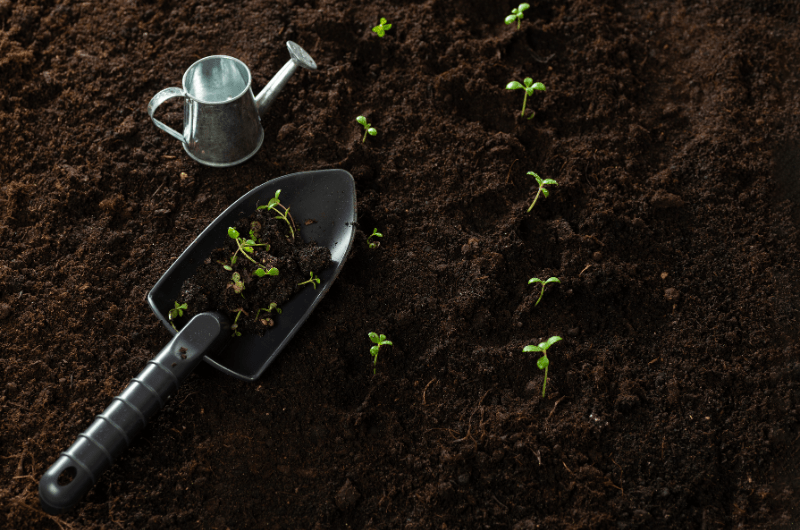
[
  {"x1": 2, "y1": 0, "x2": 800, "y2": 529},
  {"x1": 179, "y1": 208, "x2": 331, "y2": 337}
]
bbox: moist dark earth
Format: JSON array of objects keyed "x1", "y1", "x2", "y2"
[{"x1": 2, "y1": 0, "x2": 800, "y2": 529}]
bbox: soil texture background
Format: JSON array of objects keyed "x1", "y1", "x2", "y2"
[{"x1": 2, "y1": 0, "x2": 800, "y2": 528}]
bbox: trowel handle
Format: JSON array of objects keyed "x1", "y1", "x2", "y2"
[
  {"x1": 38, "y1": 312, "x2": 229, "y2": 515},
  {"x1": 147, "y1": 87, "x2": 186, "y2": 143}
]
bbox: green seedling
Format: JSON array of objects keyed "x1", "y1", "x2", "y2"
[
  {"x1": 372, "y1": 17, "x2": 392, "y2": 37},
  {"x1": 356, "y1": 116, "x2": 377, "y2": 143},
  {"x1": 505, "y1": 3, "x2": 530, "y2": 30},
  {"x1": 227, "y1": 226, "x2": 270, "y2": 266},
  {"x1": 368, "y1": 332, "x2": 393, "y2": 374},
  {"x1": 367, "y1": 228, "x2": 383, "y2": 249},
  {"x1": 257, "y1": 190, "x2": 296, "y2": 241},
  {"x1": 298, "y1": 271, "x2": 321, "y2": 289},
  {"x1": 505, "y1": 78, "x2": 545, "y2": 119},
  {"x1": 523, "y1": 336, "x2": 563, "y2": 397},
  {"x1": 528, "y1": 276, "x2": 560, "y2": 306},
  {"x1": 253, "y1": 267, "x2": 279, "y2": 277},
  {"x1": 255, "y1": 302, "x2": 282, "y2": 327},
  {"x1": 230, "y1": 308, "x2": 246, "y2": 337},
  {"x1": 229, "y1": 272, "x2": 245, "y2": 296},
  {"x1": 168, "y1": 301, "x2": 187, "y2": 330},
  {"x1": 527, "y1": 172, "x2": 558, "y2": 212}
]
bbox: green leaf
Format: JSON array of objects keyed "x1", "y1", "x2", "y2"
[
  {"x1": 357, "y1": 115, "x2": 367, "y2": 126},
  {"x1": 231, "y1": 272, "x2": 241, "y2": 282},
  {"x1": 267, "y1": 197, "x2": 280, "y2": 209},
  {"x1": 384, "y1": 23, "x2": 392, "y2": 30},
  {"x1": 266, "y1": 267, "x2": 279, "y2": 276},
  {"x1": 505, "y1": 14, "x2": 516, "y2": 25},
  {"x1": 523, "y1": 77, "x2": 533, "y2": 87},
  {"x1": 528, "y1": 277, "x2": 542, "y2": 285},
  {"x1": 544, "y1": 277, "x2": 561, "y2": 285},
  {"x1": 379, "y1": 334, "x2": 387, "y2": 342},
  {"x1": 523, "y1": 344, "x2": 542, "y2": 352},
  {"x1": 382, "y1": 340, "x2": 393, "y2": 346},
  {"x1": 369, "y1": 332, "x2": 379, "y2": 343},
  {"x1": 537, "y1": 356, "x2": 549, "y2": 370},
  {"x1": 542, "y1": 179, "x2": 558, "y2": 186},
  {"x1": 519, "y1": 3, "x2": 530, "y2": 11},
  {"x1": 545, "y1": 336, "x2": 563, "y2": 348},
  {"x1": 370, "y1": 345, "x2": 379, "y2": 356},
  {"x1": 532, "y1": 82, "x2": 546, "y2": 91},
  {"x1": 231, "y1": 255, "x2": 238, "y2": 265},
  {"x1": 527, "y1": 171, "x2": 539, "y2": 178},
  {"x1": 254, "y1": 268, "x2": 267, "y2": 277},
  {"x1": 506, "y1": 81, "x2": 524, "y2": 90},
  {"x1": 541, "y1": 188, "x2": 549, "y2": 198},
  {"x1": 534, "y1": 174, "x2": 544, "y2": 186},
  {"x1": 368, "y1": 128, "x2": 377, "y2": 136},
  {"x1": 274, "y1": 190, "x2": 281, "y2": 200},
  {"x1": 380, "y1": 17, "x2": 387, "y2": 24},
  {"x1": 228, "y1": 227, "x2": 240, "y2": 239}
]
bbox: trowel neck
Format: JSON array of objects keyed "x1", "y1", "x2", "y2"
[{"x1": 254, "y1": 60, "x2": 298, "y2": 118}]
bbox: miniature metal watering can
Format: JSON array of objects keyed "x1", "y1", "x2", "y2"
[{"x1": 147, "y1": 41, "x2": 317, "y2": 167}]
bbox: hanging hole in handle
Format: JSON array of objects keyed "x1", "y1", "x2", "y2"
[{"x1": 57, "y1": 466, "x2": 77, "y2": 486}]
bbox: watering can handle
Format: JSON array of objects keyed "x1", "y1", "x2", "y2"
[
  {"x1": 38, "y1": 312, "x2": 229, "y2": 515},
  {"x1": 147, "y1": 87, "x2": 186, "y2": 143}
]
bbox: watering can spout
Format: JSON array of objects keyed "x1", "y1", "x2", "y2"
[{"x1": 255, "y1": 41, "x2": 317, "y2": 118}]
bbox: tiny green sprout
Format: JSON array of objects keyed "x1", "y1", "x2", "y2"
[
  {"x1": 367, "y1": 228, "x2": 383, "y2": 249},
  {"x1": 253, "y1": 267, "x2": 279, "y2": 277},
  {"x1": 168, "y1": 301, "x2": 188, "y2": 330},
  {"x1": 356, "y1": 116, "x2": 377, "y2": 143},
  {"x1": 257, "y1": 190, "x2": 296, "y2": 241},
  {"x1": 368, "y1": 332, "x2": 393, "y2": 374},
  {"x1": 255, "y1": 302, "x2": 282, "y2": 327},
  {"x1": 505, "y1": 3, "x2": 530, "y2": 30},
  {"x1": 505, "y1": 78, "x2": 545, "y2": 119},
  {"x1": 523, "y1": 336, "x2": 563, "y2": 397},
  {"x1": 298, "y1": 271, "x2": 321, "y2": 289},
  {"x1": 526, "y1": 172, "x2": 558, "y2": 212},
  {"x1": 528, "y1": 276, "x2": 561, "y2": 307},
  {"x1": 230, "y1": 309, "x2": 246, "y2": 337},
  {"x1": 372, "y1": 17, "x2": 392, "y2": 37},
  {"x1": 227, "y1": 226, "x2": 270, "y2": 265},
  {"x1": 229, "y1": 272, "x2": 245, "y2": 296}
]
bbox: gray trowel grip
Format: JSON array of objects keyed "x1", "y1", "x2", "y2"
[{"x1": 39, "y1": 312, "x2": 229, "y2": 515}]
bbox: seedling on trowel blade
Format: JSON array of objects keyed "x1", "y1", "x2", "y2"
[
  {"x1": 523, "y1": 336, "x2": 562, "y2": 397},
  {"x1": 506, "y1": 78, "x2": 545, "y2": 119},
  {"x1": 368, "y1": 332, "x2": 393, "y2": 374},
  {"x1": 227, "y1": 226, "x2": 270, "y2": 266},
  {"x1": 298, "y1": 271, "x2": 321, "y2": 289},
  {"x1": 527, "y1": 172, "x2": 558, "y2": 212},
  {"x1": 255, "y1": 302, "x2": 282, "y2": 327},
  {"x1": 257, "y1": 190, "x2": 296, "y2": 241},
  {"x1": 168, "y1": 301, "x2": 187, "y2": 330},
  {"x1": 528, "y1": 276, "x2": 560, "y2": 307}
]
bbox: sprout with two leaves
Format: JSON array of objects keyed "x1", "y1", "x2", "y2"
[
  {"x1": 257, "y1": 190, "x2": 296, "y2": 242},
  {"x1": 357, "y1": 116, "x2": 378, "y2": 143},
  {"x1": 523, "y1": 336, "x2": 562, "y2": 397},
  {"x1": 372, "y1": 17, "x2": 392, "y2": 37},
  {"x1": 506, "y1": 78, "x2": 546, "y2": 120},
  {"x1": 528, "y1": 276, "x2": 560, "y2": 307}
]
